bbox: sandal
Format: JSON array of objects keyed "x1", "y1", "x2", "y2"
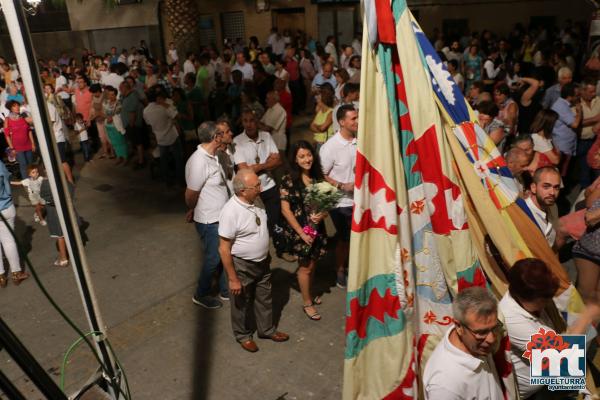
[
  {"x1": 313, "y1": 296, "x2": 322, "y2": 305},
  {"x1": 0, "y1": 273, "x2": 6, "y2": 288},
  {"x1": 303, "y1": 303, "x2": 321, "y2": 321},
  {"x1": 53, "y1": 259, "x2": 69, "y2": 268},
  {"x1": 11, "y1": 271, "x2": 29, "y2": 285}
]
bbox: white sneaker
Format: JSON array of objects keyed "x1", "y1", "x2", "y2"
[
  {"x1": 33, "y1": 213, "x2": 40, "y2": 223},
  {"x1": 39, "y1": 220, "x2": 47, "y2": 226}
]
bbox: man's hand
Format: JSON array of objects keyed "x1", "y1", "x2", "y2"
[
  {"x1": 185, "y1": 209, "x2": 194, "y2": 223},
  {"x1": 341, "y1": 182, "x2": 354, "y2": 192},
  {"x1": 229, "y1": 277, "x2": 242, "y2": 296}
]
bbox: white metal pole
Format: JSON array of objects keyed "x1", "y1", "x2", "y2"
[{"x1": 0, "y1": 0, "x2": 120, "y2": 398}]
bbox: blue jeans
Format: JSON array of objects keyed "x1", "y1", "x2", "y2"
[
  {"x1": 80, "y1": 140, "x2": 91, "y2": 161},
  {"x1": 16, "y1": 150, "x2": 33, "y2": 180},
  {"x1": 159, "y1": 138, "x2": 184, "y2": 185},
  {"x1": 195, "y1": 222, "x2": 228, "y2": 298}
]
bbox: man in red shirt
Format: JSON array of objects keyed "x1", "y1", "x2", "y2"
[{"x1": 74, "y1": 76, "x2": 92, "y2": 126}]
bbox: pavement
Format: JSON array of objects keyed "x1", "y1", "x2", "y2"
[{"x1": 1, "y1": 117, "x2": 346, "y2": 400}]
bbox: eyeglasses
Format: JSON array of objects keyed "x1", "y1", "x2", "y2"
[
  {"x1": 460, "y1": 320, "x2": 502, "y2": 340},
  {"x1": 243, "y1": 182, "x2": 261, "y2": 191}
]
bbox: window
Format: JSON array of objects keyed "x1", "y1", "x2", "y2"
[
  {"x1": 199, "y1": 15, "x2": 217, "y2": 48},
  {"x1": 442, "y1": 18, "x2": 469, "y2": 40},
  {"x1": 220, "y1": 11, "x2": 245, "y2": 44}
]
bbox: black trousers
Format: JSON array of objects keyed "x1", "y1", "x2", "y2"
[{"x1": 259, "y1": 185, "x2": 281, "y2": 236}]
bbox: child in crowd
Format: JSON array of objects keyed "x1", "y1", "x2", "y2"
[
  {"x1": 11, "y1": 164, "x2": 46, "y2": 226},
  {"x1": 74, "y1": 113, "x2": 91, "y2": 162}
]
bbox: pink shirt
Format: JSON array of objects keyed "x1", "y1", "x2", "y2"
[{"x1": 75, "y1": 87, "x2": 92, "y2": 123}]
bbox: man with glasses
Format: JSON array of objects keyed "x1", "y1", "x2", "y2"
[
  {"x1": 424, "y1": 286, "x2": 503, "y2": 399},
  {"x1": 186, "y1": 121, "x2": 233, "y2": 309},
  {"x1": 218, "y1": 169, "x2": 289, "y2": 352}
]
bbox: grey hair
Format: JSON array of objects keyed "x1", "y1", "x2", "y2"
[
  {"x1": 232, "y1": 169, "x2": 255, "y2": 195},
  {"x1": 505, "y1": 147, "x2": 526, "y2": 163},
  {"x1": 197, "y1": 121, "x2": 219, "y2": 144},
  {"x1": 452, "y1": 287, "x2": 497, "y2": 325},
  {"x1": 557, "y1": 66, "x2": 572, "y2": 79}
]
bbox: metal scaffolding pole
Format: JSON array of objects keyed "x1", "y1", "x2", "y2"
[{"x1": 0, "y1": 0, "x2": 121, "y2": 398}]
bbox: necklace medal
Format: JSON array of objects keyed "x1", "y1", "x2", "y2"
[{"x1": 255, "y1": 156, "x2": 260, "y2": 164}]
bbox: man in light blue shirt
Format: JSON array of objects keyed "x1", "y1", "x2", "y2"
[
  {"x1": 551, "y1": 83, "x2": 582, "y2": 157},
  {"x1": 542, "y1": 67, "x2": 572, "y2": 109},
  {"x1": 311, "y1": 62, "x2": 337, "y2": 93}
]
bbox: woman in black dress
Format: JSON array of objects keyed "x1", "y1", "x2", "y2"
[{"x1": 280, "y1": 141, "x2": 327, "y2": 321}]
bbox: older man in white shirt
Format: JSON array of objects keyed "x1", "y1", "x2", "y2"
[
  {"x1": 233, "y1": 109, "x2": 283, "y2": 241},
  {"x1": 424, "y1": 287, "x2": 504, "y2": 400},
  {"x1": 259, "y1": 91, "x2": 287, "y2": 152},
  {"x1": 232, "y1": 52, "x2": 254, "y2": 82},
  {"x1": 143, "y1": 87, "x2": 184, "y2": 186},
  {"x1": 320, "y1": 104, "x2": 357, "y2": 288},
  {"x1": 218, "y1": 169, "x2": 289, "y2": 352},
  {"x1": 186, "y1": 121, "x2": 233, "y2": 309}
]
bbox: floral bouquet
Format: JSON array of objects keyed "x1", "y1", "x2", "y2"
[{"x1": 297, "y1": 181, "x2": 343, "y2": 256}]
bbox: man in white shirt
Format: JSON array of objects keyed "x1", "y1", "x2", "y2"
[
  {"x1": 525, "y1": 166, "x2": 561, "y2": 248},
  {"x1": 46, "y1": 99, "x2": 74, "y2": 184},
  {"x1": 232, "y1": 52, "x2": 254, "y2": 82},
  {"x1": 320, "y1": 105, "x2": 358, "y2": 288},
  {"x1": 186, "y1": 122, "x2": 233, "y2": 309},
  {"x1": 233, "y1": 109, "x2": 283, "y2": 241},
  {"x1": 332, "y1": 83, "x2": 360, "y2": 133},
  {"x1": 53, "y1": 69, "x2": 70, "y2": 105},
  {"x1": 259, "y1": 91, "x2": 287, "y2": 152},
  {"x1": 324, "y1": 35, "x2": 339, "y2": 67},
  {"x1": 268, "y1": 28, "x2": 285, "y2": 59},
  {"x1": 351, "y1": 33, "x2": 362, "y2": 57},
  {"x1": 183, "y1": 52, "x2": 196, "y2": 76},
  {"x1": 218, "y1": 169, "x2": 289, "y2": 352},
  {"x1": 143, "y1": 87, "x2": 184, "y2": 186},
  {"x1": 100, "y1": 64, "x2": 124, "y2": 92},
  {"x1": 424, "y1": 287, "x2": 503, "y2": 400},
  {"x1": 483, "y1": 49, "x2": 501, "y2": 81}
]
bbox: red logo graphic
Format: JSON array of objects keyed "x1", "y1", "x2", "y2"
[{"x1": 522, "y1": 328, "x2": 570, "y2": 371}]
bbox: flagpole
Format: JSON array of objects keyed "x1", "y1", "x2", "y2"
[{"x1": 0, "y1": 0, "x2": 120, "y2": 397}]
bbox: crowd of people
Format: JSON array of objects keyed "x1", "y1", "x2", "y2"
[{"x1": 0, "y1": 17, "x2": 598, "y2": 397}]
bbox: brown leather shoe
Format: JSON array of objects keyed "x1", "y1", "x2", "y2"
[
  {"x1": 240, "y1": 339, "x2": 259, "y2": 353},
  {"x1": 260, "y1": 331, "x2": 289, "y2": 342},
  {"x1": 11, "y1": 271, "x2": 29, "y2": 286}
]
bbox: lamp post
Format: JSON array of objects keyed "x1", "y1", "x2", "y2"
[{"x1": 0, "y1": 0, "x2": 122, "y2": 398}]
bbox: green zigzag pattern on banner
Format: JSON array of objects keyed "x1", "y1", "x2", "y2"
[{"x1": 345, "y1": 274, "x2": 406, "y2": 359}]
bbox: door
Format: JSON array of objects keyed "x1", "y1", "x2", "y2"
[
  {"x1": 318, "y1": 7, "x2": 357, "y2": 46},
  {"x1": 274, "y1": 8, "x2": 306, "y2": 35}
]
